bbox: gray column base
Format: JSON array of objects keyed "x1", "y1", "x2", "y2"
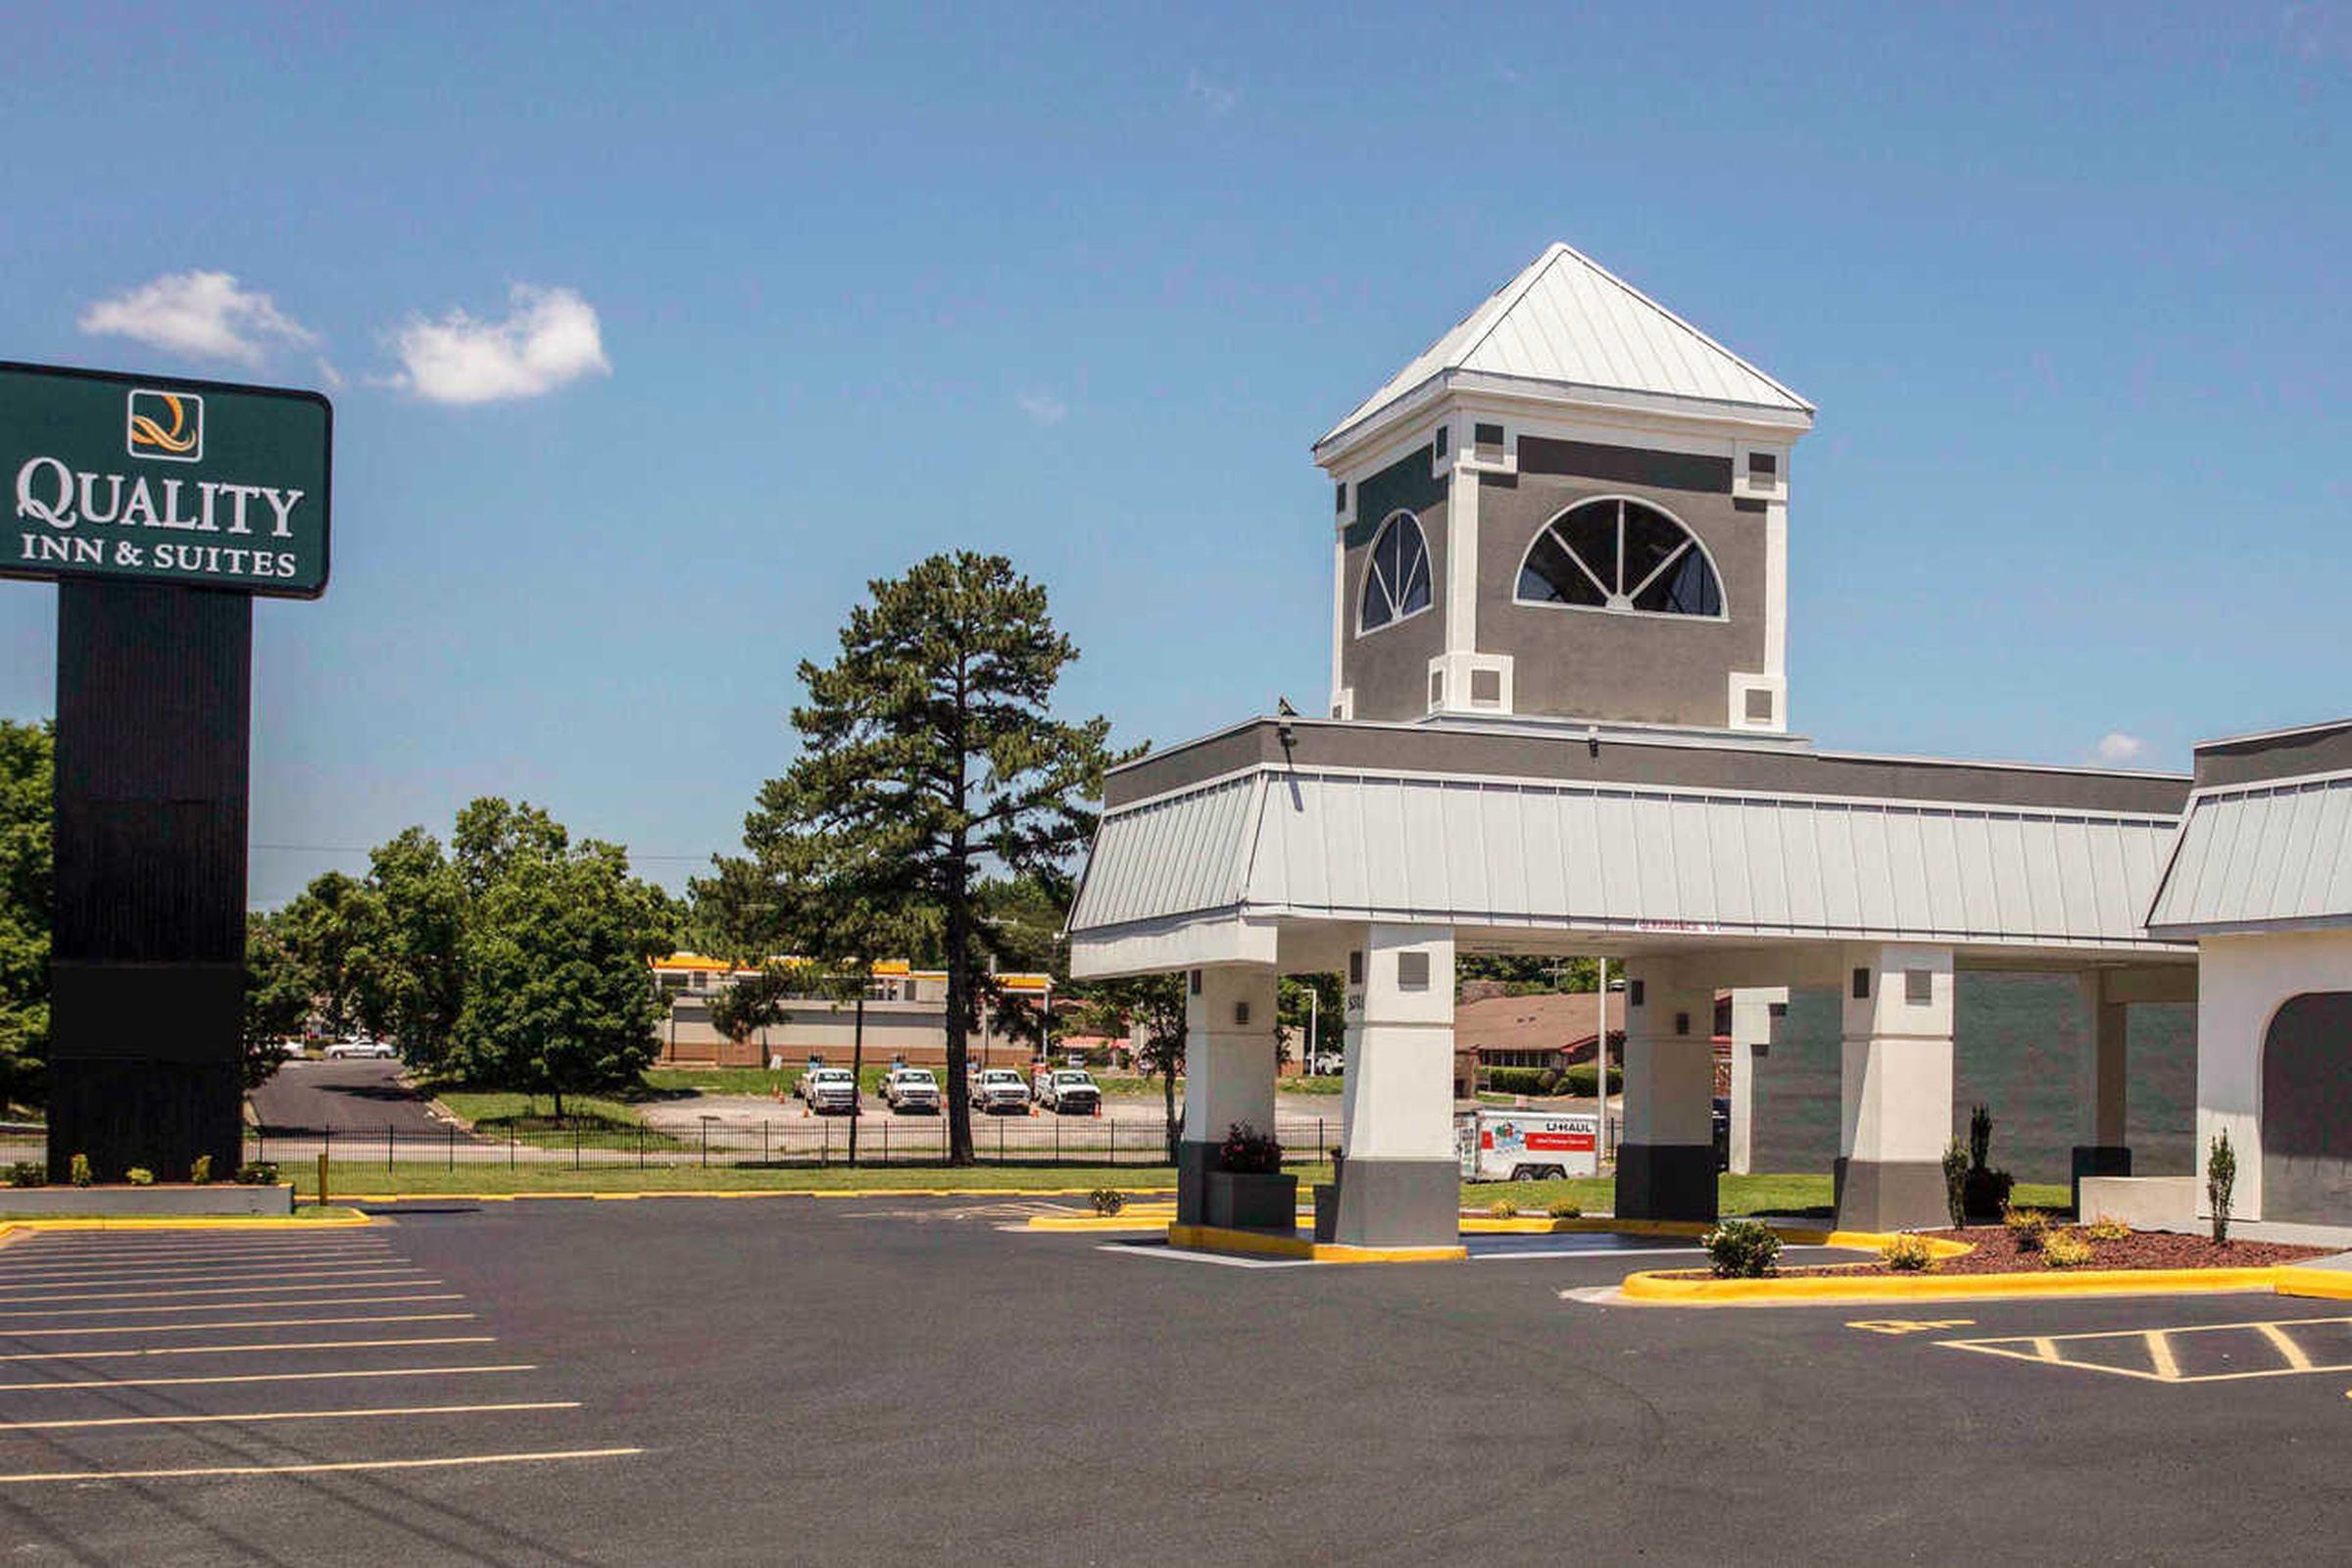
[
  {"x1": 1331, "y1": 1156, "x2": 1459, "y2": 1248},
  {"x1": 1613, "y1": 1143, "x2": 1717, "y2": 1223},
  {"x1": 1834, "y1": 1156, "x2": 1950, "y2": 1232},
  {"x1": 1175, "y1": 1140, "x2": 1216, "y2": 1227},
  {"x1": 2070, "y1": 1145, "x2": 2132, "y2": 1217}
]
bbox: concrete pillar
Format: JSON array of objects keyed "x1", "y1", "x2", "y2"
[
  {"x1": 2071, "y1": 971, "x2": 2132, "y2": 1211},
  {"x1": 1174, "y1": 965, "x2": 1279, "y2": 1227},
  {"x1": 1724, "y1": 987, "x2": 1786, "y2": 1176},
  {"x1": 1836, "y1": 943, "x2": 1955, "y2": 1232},
  {"x1": 1614, "y1": 959, "x2": 1719, "y2": 1222},
  {"x1": 1334, "y1": 924, "x2": 1459, "y2": 1248}
]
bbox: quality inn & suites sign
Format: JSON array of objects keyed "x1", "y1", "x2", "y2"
[{"x1": 2, "y1": 361, "x2": 331, "y2": 599}]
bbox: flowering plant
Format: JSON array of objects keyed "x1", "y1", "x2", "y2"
[{"x1": 1219, "y1": 1121, "x2": 1284, "y2": 1175}]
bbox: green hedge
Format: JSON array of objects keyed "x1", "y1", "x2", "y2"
[{"x1": 1483, "y1": 1064, "x2": 1622, "y2": 1097}]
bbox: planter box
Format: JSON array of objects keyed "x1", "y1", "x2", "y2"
[
  {"x1": 0, "y1": 1184, "x2": 294, "y2": 1217},
  {"x1": 1205, "y1": 1170, "x2": 1297, "y2": 1233},
  {"x1": 1312, "y1": 1183, "x2": 1340, "y2": 1243}
]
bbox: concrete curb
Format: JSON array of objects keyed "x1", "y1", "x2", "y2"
[
  {"x1": 1167, "y1": 1223, "x2": 1466, "y2": 1264},
  {"x1": 1620, "y1": 1263, "x2": 2289, "y2": 1306}
]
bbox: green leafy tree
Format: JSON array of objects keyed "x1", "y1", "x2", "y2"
[
  {"x1": 0, "y1": 719, "x2": 52, "y2": 1105},
  {"x1": 742, "y1": 552, "x2": 1127, "y2": 1163},
  {"x1": 448, "y1": 840, "x2": 674, "y2": 1118},
  {"x1": 1090, "y1": 974, "x2": 1186, "y2": 1160},
  {"x1": 1277, "y1": 973, "x2": 1342, "y2": 1066},
  {"x1": 708, "y1": 962, "x2": 797, "y2": 1058},
  {"x1": 351, "y1": 827, "x2": 468, "y2": 1066},
  {"x1": 241, "y1": 910, "x2": 311, "y2": 1090}
]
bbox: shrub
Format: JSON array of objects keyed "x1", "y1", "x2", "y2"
[
  {"x1": 1545, "y1": 1200, "x2": 1583, "y2": 1219},
  {"x1": 1218, "y1": 1122, "x2": 1283, "y2": 1175},
  {"x1": 5, "y1": 1162, "x2": 42, "y2": 1189},
  {"x1": 189, "y1": 1154, "x2": 213, "y2": 1186},
  {"x1": 125, "y1": 1167, "x2": 155, "y2": 1187},
  {"x1": 1535, "y1": 1068, "x2": 1561, "y2": 1096},
  {"x1": 2003, "y1": 1206, "x2": 2050, "y2": 1253},
  {"x1": 1088, "y1": 1187, "x2": 1126, "y2": 1217},
  {"x1": 1940, "y1": 1139, "x2": 1970, "y2": 1229},
  {"x1": 2084, "y1": 1214, "x2": 2130, "y2": 1243},
  {"x1": 1557, "y1": 1064, "x2": 1625, "y2": 1098},
  {"x1": 234, "y1": 1160, "x2": 280, "y2": 1187},
  {"x1": 1881, "y1": 1233, "x2": 1934, "y2": 1272},
  {"x1": 1703, "y1": 1219, "x2": 1782, "y2": 1279},
  {"x1": 68, "y1": 1153, "x2": 91, "y2": 1189},
  {"x1": 2042, "y1": 1229, "x2": 2094, "y2": 1269},
  {"x1": 1487, "y1": 1199, "x2": 1519, "y2": 1219},
  {"x1": 1962, "y1": 1167, "x2": 2014, "y2": 1220},
  {"x1": 1486, "y1": 1067, "x2": 1552, "y2": 1097},
  {"x1": 2207, "y1": 1129, "x2": 2236, "y2": 1246},
  {"x1": 1967, "y1": 1103, "x2": 1993, "y2": 1172}
]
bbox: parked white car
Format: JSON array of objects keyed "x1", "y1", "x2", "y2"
[
  {"x1": 881, "y1": 1067, "x2": 941, "y2": 1114},
  {"x1": 800, "y1": 1066, "x2": 858, "y2": 1115},
  {"x1": 322, "y1": 1038, "x2": 395, "y2": 1060},
  {"x1": 1032, "y1": 1066, "x2": 1101, "y2": 1115},
  {"x1": 970, "y1": 1068, "x2": 1030, "y2": 1114}
]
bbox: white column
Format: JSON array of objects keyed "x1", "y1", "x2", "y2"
[
  {"x1": 1333, "y1": 923, "x2": 1460, "y2": 1248},
  {"x1": 1838, "y1": 943, "x2": 1955, "y2": 1232},
  {"x1": 1174, "y1": 964, "x2": 1278, "y2": 1226},
  {"x1": 1614, "y1": 958, "x2": 1718, "y2": 1220},
  {"x1": 1725, "y1": 987, "x2": 1786, "y2": 1177}
]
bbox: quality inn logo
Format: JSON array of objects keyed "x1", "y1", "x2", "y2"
[{"x1": 126, "y1": 389, "x2": 202, "y2": 463}]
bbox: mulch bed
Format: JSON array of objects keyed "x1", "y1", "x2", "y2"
[{"x1": 1769, "y1": 1225, "x2": 2330, "y2": 1278}]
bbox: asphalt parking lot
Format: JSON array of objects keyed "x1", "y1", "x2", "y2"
[{"x1": 2, "y1": 1201, "x2": 2348, "y2": 1565}]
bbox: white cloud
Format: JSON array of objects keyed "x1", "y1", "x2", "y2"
[
  {"x1": 1186, "y1": 71, "x2": 1237, "y2": 118},
  {"x1": 1017, "y1": 390, "x2": 1068, "y2": 426},
  {"x1": 388, "y1": 284, "x2": 611, "y2": 405},
  {"x1": 2094, "y1": 731, "x2": 2148, "y2": 765},
  {"x1": 77, "y1": 270, "x2": 317, "y2": 367}
]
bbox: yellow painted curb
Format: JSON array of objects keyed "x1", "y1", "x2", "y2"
[
  {"x1": 1167, "y1": 1223, "x2": 1464, "y2": 1265},
  {"x1": 1452, "y1": 1214, "x2": 1969, "y2": 1258},
  {"x1": 0, "y1": 1212, "x2": 375, "y2": 1237},
  {"x1": 1620, "y1": 1263, "x2": 2286, "y2": 1306},
  {"x1": 2272, "y1": 1266, "x2": 2352, "y2": 1300}
]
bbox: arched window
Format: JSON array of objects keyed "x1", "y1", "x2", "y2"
[
  {"x1": 1359, "y1": 511, "x2": 1433, "y2": 633},
  {"x1": 1515, "y1": 497, "x2": 1724, "y2": 618}
]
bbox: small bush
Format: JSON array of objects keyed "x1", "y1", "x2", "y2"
[
  {"x1": 2084, "y1": 1214, "x2": 2130, "y2": 1243},
  {"x1": 1703, "y1": 1219, "x2": 1782, "y2": 1279},
  {"x1": 1940, "y1": 1139, "x2": 1970, "y2": 1229},
  {"x1": 2208, "y1": 1129, "x2": 2237, "y2": 1246},
  {"x1": 1487, "y1": 1199, "x2": 1519, "y2": 1219},
  {"x1": 2041, "y1": 1229, "x2": 2094, "y2": 1269},
  {"x1": 5, "y1": 1162, "x2": 42, "y2": 1189},
  {"x1": 1089, "y1": 1187, "x2": 1126, "y2": 1217},
  {"x1": 1961, "y1": 1167, "x2": 2014, "y2": 1220},
  {"x1": 1218, "y1": 1122, "x2": 1283, "y2": 1175},
  {"x1": 2003, "y1": 1206, "x2": 2050, "y2": 1253},
  {"x1": 1545, "y1": 1200, "x2": 1583, "y2": 1219},
  {"x1": 1486, "y1": 1067, "x2": 1552, "y2": 1097},
  {"x1": 1557, "y1": 1064, "x2": 1625, "y2": 1098},
  {"x1": 189, "y1": 1154, "x2": 213, "y2": 1186},
  {"x1": 125, "y1": 1166, "x2": 155, "y2": 1186},
  {"x1": 1881, "y1": 1233, "x2": 1935, "y2": 1273},
  {"x1": 1968, "y1": 1103, "x2": 1993, "y2": 1171},
  {"x1": 68, "y1": 1152, "x2": 92, "y2": 1189},
  {"x1": 234, "y1": 1160, "x2": 280, "y2": 1186},
  {"x1": 1535, "y1": 1068, "x2": 1561, "y2": 1095}
]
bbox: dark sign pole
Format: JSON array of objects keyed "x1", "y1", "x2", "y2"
[{"x1": 3, "y1": 363, "x2": 329, "y2": 1183}]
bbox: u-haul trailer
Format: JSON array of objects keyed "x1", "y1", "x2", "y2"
[{"x1": 1455, "y1": 1108, "x2": 1600, "y2": 1182}]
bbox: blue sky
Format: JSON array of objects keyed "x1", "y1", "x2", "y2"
[{"x1": 1, "y1": 3, "x2": 2345, "y2": 905}]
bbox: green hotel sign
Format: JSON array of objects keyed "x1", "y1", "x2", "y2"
[{"x1": 2, "y1": 361, "x2": 331, "y2": 600}]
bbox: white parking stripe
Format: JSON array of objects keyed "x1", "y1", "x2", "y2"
[
  {"x1": 0, "y1": 1446, "x2": 643, "y2": 1485},
  {"x1": 0, "y1": 1400, "x2": 579, "y2": 1432},
  {"x1": 0, "y1": 1243, "x2": 395, "y2": 1264},
  {"x1": 0, "y1": 1311, "x2": 475, "y2": 1338},
  {"x1": 0, "y1": 1293, "x2": 460, "y2": 1320},
  {"x1": 0, "y1": 1364, "x2": 535, "y2": 1392},
  {"x1": 0, "y1": 1274, "x2": 431, "y2": 1304},
  {"x1": 0, "y1": 1262, "x2": 411, "y2": 1288},
  {"x1": 0, "y1": 1336, "x2": 496, "y2": 1363},
  {"x1": 0, "y1": 1248, "x2": 397, "y2": 1272}
]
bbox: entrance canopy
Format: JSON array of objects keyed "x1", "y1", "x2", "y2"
[{"x1": 1070, "y1": 717, "x2": 2195, "y2": 977}]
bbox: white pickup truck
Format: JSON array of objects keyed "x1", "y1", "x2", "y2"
[
  {"x1": 799, "y1": 1066, "x2": 859, "y2": 1115},
  {"x1": 1031, "y1": 1066, "x2": 1101, "y2": 1116},
  {"x1": 1454, "y1": 1108, "x2": 1600, "y2": 1182},
  {"x1": 880, "y1": 1067, "x2": 941, "y2": 1114},
  {"x1": 969, "y1": 1068, "x2": 1030, "y2": 1115}
]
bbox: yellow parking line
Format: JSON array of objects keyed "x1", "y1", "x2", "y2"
[
  {"x1": 0, "y1": 1268, "x2": 427, "y2": 1298},
  {"x1": 2033, "y1": 1337, "x2": 2060, "y2": 1363},
  {"x1": 0, "y1": 1399, "x2": 579, "y2": 1432},
  {"x1": 2144, "y1": 1331, "x2": 2181, "y2": 1381},
  {"x1": 0, "y1": 1446, "x2": 643, "y2": 1485},
  {"x1": 2, "y1": 1311, "x2": 474, "y2": 1339},
  {"x1": 0, "y1": 1336, "x2": 496, "y2": 1363},
  {"x1": 0, "y1": 1292, "x2": 460, "y2": 1320},
  {"x1": 0, "y1": 1363, "x2": 536, "y2": 1393},
  {"x1": 2253, "y1": 1321, "x2": 2316, "y2": 1371},
  {"x1": 0, "y1": 1275, "x2": 433, "y2": 1307}
]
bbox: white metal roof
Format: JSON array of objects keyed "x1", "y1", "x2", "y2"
[
  {"x1": 2145, "y1": 769, "x2": 2352, "y2": 936},
  {"x1": 1070, "y1": 766, "x2": 2182, "y2": 959},
  {"x1": 1317, "y1": 243, "x2": 1814, "y2": 455}
]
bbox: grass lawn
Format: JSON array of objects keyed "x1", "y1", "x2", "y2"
[
  {"x1": 1459, "y1": 1171, "x2": 2073, "y2": 1219},
  {"x1": 429, "y1": 1090, "x2": 686, "y2": 1150}
]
